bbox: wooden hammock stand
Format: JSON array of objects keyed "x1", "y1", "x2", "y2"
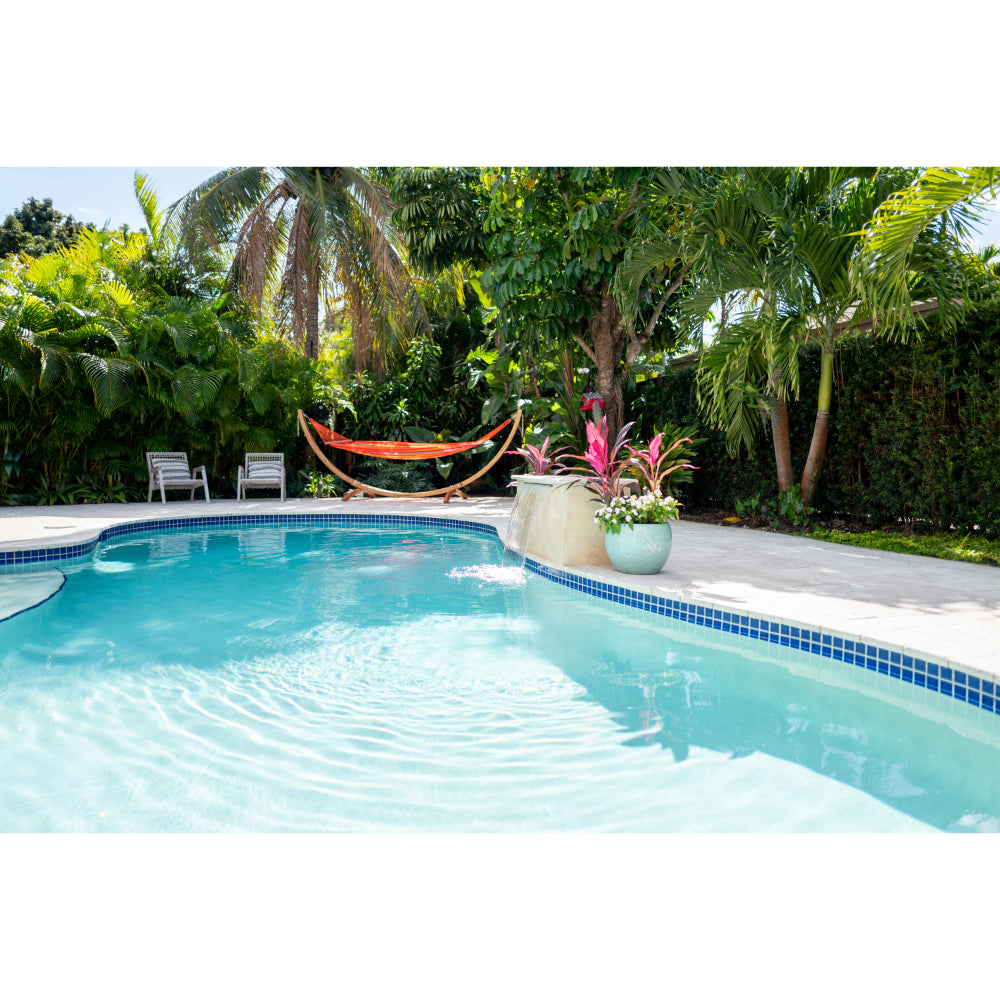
[{"x1": 297, "y1": 408, "x2": 521, "y2": 502}]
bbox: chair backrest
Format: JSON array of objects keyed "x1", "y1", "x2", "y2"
[
  {"x1": 147, "y1": 451, "x2": 192, "y2": 480},
  {"x1": 244, "y1": 453, "x2": 285, "y2": 480}
]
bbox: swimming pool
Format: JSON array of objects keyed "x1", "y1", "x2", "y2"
[{"x1": 2, "y1": 517, "x2": 1000, "y2": 832}]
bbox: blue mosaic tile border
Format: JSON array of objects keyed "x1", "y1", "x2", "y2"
[
  {"x1": 523, "y1": 556, "x2": 1000, "y2": 721},
  {"x1": 2, "y1": 511, "x2": 995, "y2": 721}
]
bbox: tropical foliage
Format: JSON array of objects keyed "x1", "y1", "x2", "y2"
[
  {"x1": 171, "y1": 167, "x2": 426, "y2": 367},
  {"x1": 0, "y1": 176, "x2": 315, "y2": 503},
  {"x1": 620, "y1": 167, "x2": 991, "y2": 503},
  {"x1": 628, "y1": 302, "x2": 1000, "y2": 537},
  {"x1": 855, "y1": 166, "x2": 999, "y2": 293},
  {"x1": 4, "y1": 163, "x2": 999, "y2": 528},
  {"x1": 478, "y1": 167, "x2": 694, "y2": 443},
  {"x1": 505, "y1": 436, "x2": 570, "y2": 476}
]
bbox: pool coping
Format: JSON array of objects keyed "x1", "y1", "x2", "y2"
[{"x1": 2, "y1": 498, "x2": 999, "y2": 724}]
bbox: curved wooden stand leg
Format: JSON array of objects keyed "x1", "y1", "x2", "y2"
[
  {"x1": 297, "y1": 410, "x2": 522, "y2": 502},
  {"x1": 343, "y1": 487, "x2": 378, "y2": 501}
]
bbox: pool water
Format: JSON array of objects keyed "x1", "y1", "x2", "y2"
[{"x1": 2, "y1": 524, "x2": 1000, "y2": 832}]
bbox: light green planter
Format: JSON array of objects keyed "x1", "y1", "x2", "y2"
[{"x1": 603, "y1": 522, "x2": 673, "y2": 575}]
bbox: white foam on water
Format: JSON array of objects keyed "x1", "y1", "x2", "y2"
[{"x1": 448, "y1": 564, "x2": 526, "y2": 586}]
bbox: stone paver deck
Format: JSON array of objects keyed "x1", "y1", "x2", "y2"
[{"x1": 2, "y1": 496, "x2": 998, "y2": 678}]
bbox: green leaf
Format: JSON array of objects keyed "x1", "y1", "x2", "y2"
[{"x1": 404, "y1": 425, "x2": 435, "y2": 443}]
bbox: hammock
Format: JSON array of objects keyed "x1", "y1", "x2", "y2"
[
  {"x1": 305, "y1": 415, "x2": 512, "y2": 459},
  {"x1": 297, "y1": 409, "x2": 522, "y2": 502}
]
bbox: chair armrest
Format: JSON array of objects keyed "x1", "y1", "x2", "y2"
[{"x1": 192, "y1": 466, "x2": 206, "y2": 475}]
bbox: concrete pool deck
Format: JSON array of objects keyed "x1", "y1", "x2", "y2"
[{"x1": 1, "y1": 495, "x2": 998, "y2": 679}]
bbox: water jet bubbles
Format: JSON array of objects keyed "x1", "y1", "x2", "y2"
[
  {"x1": 93, "y1": 560, "x2": 135, "y2": 574},
  {"x1": 448, "y1": 565, "x2": 527, "y2": 587}
]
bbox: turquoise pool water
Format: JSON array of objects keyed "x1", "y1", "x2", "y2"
[{"x1": 2, "y1": 523, "x2": 1000, "y2": 832}]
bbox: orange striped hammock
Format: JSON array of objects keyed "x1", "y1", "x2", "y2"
[{"x1": 297, "y1": 409, "x2": 522, "y2": 502}]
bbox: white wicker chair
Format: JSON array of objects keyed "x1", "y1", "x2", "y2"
[
  {"x1": 146, "y1": 452, "x2": 211, "y2": 504},
  {"x1": 237, "y1": 453, "x2": 286, "y2": 501}
]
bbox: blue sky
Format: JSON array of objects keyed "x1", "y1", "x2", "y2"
[
  {"x1": 0, "y1": 167, "x2": 225, "y2": 232},
  {"x1": 3, "y1": 166, "x2": 999, "y2": 249}
]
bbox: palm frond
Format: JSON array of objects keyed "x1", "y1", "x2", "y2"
[
  {"x1": 856, "y1": 167, "x2": 998, "y2": 283},
  {"x1": 79, "y1": 354, "x2": 136, "y2": 415}
]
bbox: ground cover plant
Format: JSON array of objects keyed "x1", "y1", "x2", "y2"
[{"x1": 803, "y1": 527, "x2": 1000, "y2": 567}]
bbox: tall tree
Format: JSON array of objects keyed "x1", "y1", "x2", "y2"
[
  {"x1": 618, "y1": 167, "x2": 804, "y2": 490},
  {"x1": 389, "y1": 167, "x2": 491, "y2": 275},
  {"x1": 0, "y1": 197, "x2": 94, "y2": 259},
  {"x1": 171, "y1": 167, "x2": 425, "y2": 368},
  {"x1": 475, "y1": 167, "x2": 689, "y2": 441}
]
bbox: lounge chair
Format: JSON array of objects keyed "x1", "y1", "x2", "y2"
[
  {"x1": 146, "y1": 452, "x2": 211, "y2": 504},
  {"x1": 237, "y1": 453, "x2": 286, "y2": 501}
]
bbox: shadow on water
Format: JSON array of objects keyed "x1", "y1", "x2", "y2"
[{"x1": 514, "y1": 572, "x2": 1000, "y2": 832}]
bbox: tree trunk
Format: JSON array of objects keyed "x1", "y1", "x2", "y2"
[
  {"x1": 588, "y1": 280, "x2": 627, "y2": 442},
  {"x1": 769, "y1": 395, "x2": 794, "y2": 493},
  {"x1": 800, "y1": 345, "x2": 835, "y2": 504},
  {"x1": 767, "y1": 358, "x2": 794, "y2": 493}
]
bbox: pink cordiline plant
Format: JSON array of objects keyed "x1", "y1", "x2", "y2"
[
  {"x1": 572, "y1": 418, "x2": 697, "y2": 524},
  {"x1": 570, "y1": 417, "x2": 637, "y2": 502},
  {"x1": 624, "y1": 431, "x2": 697, "y2": 494},
  {"x1": 506, "y1": 436, "x2": 572, "y2": 478}
]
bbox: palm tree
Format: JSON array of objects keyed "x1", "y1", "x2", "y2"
[
  {"x1": 170, "y1": 167, "x2": 426, "y2": 368},
  {"x1": 617, "y1": 167, "x2": 806, "y2": 493}
]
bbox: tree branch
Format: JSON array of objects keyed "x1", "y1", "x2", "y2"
[
  {"x1": 626, "y1": 263, "x2": 690, "y2": 364},
  {"x1": 573, "y1": 333, "x2": 598, "y2": 366},
  {"x1": 611, "y1": 182, "x2": 641, "y2": 233}
]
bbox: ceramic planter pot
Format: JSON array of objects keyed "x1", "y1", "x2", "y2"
[{"x1": 603, "y1": 522, "x2": 673, "y2": 575}]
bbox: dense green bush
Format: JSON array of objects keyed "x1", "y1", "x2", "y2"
[
  {"x1": 626, "y1": 366, "x2": 783, "y2": 507},
  {"x1": 0, "y1": 228, "x2": 318, "y2": 504},
  {"x1": 822, "y1": 307, "x2": 1000, "y2": 535}
]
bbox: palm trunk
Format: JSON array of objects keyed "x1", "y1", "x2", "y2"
[
  {"x1": 770, "y1": 395, "x2": 794, "y2": 492},
  {"x1": 800, "y1": 345, "x2": 835, "y2": 504},
  {"x1": 767, "y1": 359, "x2": 794, "y2": 492},
  {"x1": 304, "y1": 283, "x2": 320, "y2": 360}
]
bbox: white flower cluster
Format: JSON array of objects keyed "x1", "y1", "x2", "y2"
[{"x1": 593, "y1": 490, "x2": 680, "y2": 534}]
